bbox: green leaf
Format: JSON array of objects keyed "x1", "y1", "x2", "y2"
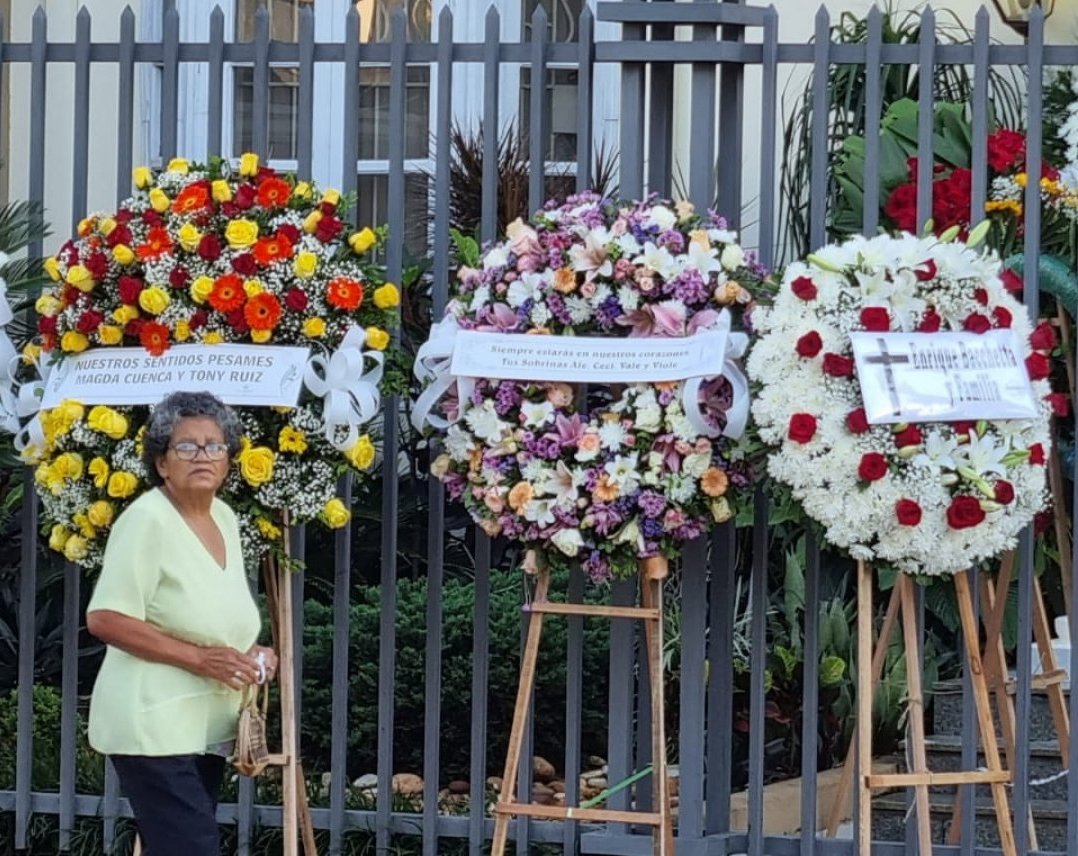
[{"x1": 820, "y1": 655, "x2": 847, "y2": 687}]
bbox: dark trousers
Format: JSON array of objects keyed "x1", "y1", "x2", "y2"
[{"x1": 111, "y1": 753, "x2": 226, "y2": 856}]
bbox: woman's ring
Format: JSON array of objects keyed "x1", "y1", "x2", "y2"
[{"x1": 233, "y1": 670, "x2": 242, "y2": 680}]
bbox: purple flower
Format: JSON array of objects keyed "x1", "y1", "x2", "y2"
[
  {"x1": 583, "y1": 550, "x2": 612, "y2": 584},
  {"x1": 641, "y1": 517, "x2": 665, "y2": 539},
  {"x1": 638, "y1": 490, "x2": 667, "y2": 517},
  {"x1": 673, "y1": 269, "x2": 709, "y2": 305},
  {"x1": 586, "y1": 502, "x2": 624, "y2": 536}
]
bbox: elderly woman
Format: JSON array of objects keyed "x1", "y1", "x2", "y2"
[{"x1": 86, "y1": 390, "x2": 278, "y2": 856}]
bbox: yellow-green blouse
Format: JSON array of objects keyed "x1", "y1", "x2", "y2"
[{"x1": 87, "y1": 488, "x2": 261, "y2": 756}]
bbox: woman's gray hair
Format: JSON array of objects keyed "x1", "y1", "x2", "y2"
[{"x1": 141, "y1": 391, "x2": 243, "y2": 486}]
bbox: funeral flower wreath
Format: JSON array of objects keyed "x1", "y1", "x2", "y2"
[
  {"x1": 12, "y1": 154, "x2": 400, "y2": 569},
  {"x1": 414, "y1": 193, "x2": 763, "y2": 583},
  {"x1": 747, "y1": 231, "x2": 1057, "y2": 576}
]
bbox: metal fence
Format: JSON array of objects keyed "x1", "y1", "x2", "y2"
[{"x1": 3, "y1": 1, "x2": 1078, "y2": 854}]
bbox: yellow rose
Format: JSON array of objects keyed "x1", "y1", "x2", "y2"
[
  {"x1": 302, "y1": 211, "x2": 322, "y2": 233},
  {"x1": 98, "y1": 217, "x2": 117, "y2": 236},
  {"x1": 132, "y1": 165, "x2": 154, "y2": 188},
  {"x1": 225, "y1": 219, "x2": 259, "y2": 248},
  {"x1": 190, "y1": 275, "x2": 214, "y2": 304},
  {"x1": 65, "y1": 264, "x2": 95, "y2": 292},
  {"x1": 135, "y1": 425, "x2": 146, "y2": 457},
  {"x1": 73, "y1": 513, "x2": 96, "y2": 539},
  {"x1": 344, "y1": 434, "x2": 376, "y2": 470},
  {"x1": 77, "y1": 217, "x2": 96, "y2": 237},
  {"x1": 107, "y1": 471, "x2": 139, "y2": 499},
  {"x1": 88, "y1": 405, "x2": 129, "y2": 440},
  {"x1": 292, "y1": 181, "x2": 312, "y2": 200},
  {"x1": 138, "y1": 286, "x2": 170, "y2": 315},
  {"x1": 348, "y1": 227, "x2": 377, "y2": 254},
  {"x1": 112, "y1": 244, "x2": 136, "y2": 265},
  {"x1": 373, "y1": 283, "x2": 400, "y2": 309},
  {"x1": 174, "y1": 319, "x2": 191, "y2": 342},
  {"x1": 43, "y1": 257, "x2": 61, "y2": 281},
  {"x1": 63, "y1": 534, "x2": 89, "y2": 562},
  {"x1": 322, "y1": 497, "x2": 351, "y2": 528},
  {"x1": 87, "y1": 500, "x2": 115, "y2": 528},
  {"x1": 53, "y1": 452, "x2": 84, "y2": 481},
  {"x1": 113, "y1": 304, "x2": 140, "y2": 325},
  {"x1": 50, "y1": 401, "x2": 85, "y2": 434},
  {"x1": 177, "y1": 222, "x2": 202, "y2": 252},
  {"x1": 243, "y1": 278, "x2": 263, "y2": 297},
  {"x1": 365, "y1": 327, "x2": 390, "y2": 351},
  {"x1": 97, "y1": 324, "x2": 123, "y2": 345},
  {"x1": 148, "y1": 187, "x2": 170, "y2": 213},
  {"x1": 60, "y1": 331, "x2": 90, "y2": 353},
  {"x1": 239, "y1": 152, "x2": 260, "y2": 177},
  {"x1": 48, "y1": 524, "x2": 71, "y2": 552},
  {"x1": 278, "y1": 425, "x2": 308, "y2": 454},
  {"x1": 202, "y1": 330, "x2": 224, "y2": 345},
  {"x1": 250, "y1": 329, "x2": 271, "y2": 343},
  {"x1": 293, "y1": 251, "x2": 319, "y2": 278},
  {"x1": 211, "y1": 179, "x2": 232, "y2": 203},
  {"x1": 255, "y1": 517, "x2": 281, "y2": 540},
  {"x1": 321, "y1": 188, "x2": 341, "y2": 206},
  {"x1": 88, "y1": 457, "x2": 110, "y2": 489},
  {"x1": 238, "y1": 445, "x2": 275, "y2": 486},
  {"x1": 302, "y1": 317, "x2": 326, "y2": 338},
  {"x1": 21, "y1": 342, "x2": 42, "y2": 365},
  {"x1": 167, "y1": 157, "x2": 189, "y2": 174},
  {"x1": 35, "y1": 294, "x2": 61, "y2": 316}
]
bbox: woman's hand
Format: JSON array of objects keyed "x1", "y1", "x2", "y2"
[
  {"x1": 196, "y1": 646, "x2": 261, "y2": 690},
  {"x1": 247, "y1": 644, "x2": 279, "y2": 684}
]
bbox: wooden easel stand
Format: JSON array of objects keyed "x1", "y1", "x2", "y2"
[{"x1": 490, "y1": 555, "x2": 676, "y2": 856}]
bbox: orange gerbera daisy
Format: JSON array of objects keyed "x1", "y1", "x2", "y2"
[
  {"x1": 171, "y1": 182, "x2": 212, "y2": 215},
  {"x1": 208, "y1": 273, "x2": 246, "y2": 312},
  {"x1": 253, "y1": 233, "x2": 295, "y2": 267},
  {"x1": 136, "y1": 226, "x2": 173, "y2": 261},
  {"x1": 326, "y1": 276, "x2": 364, "y2": 311},
  {"x1": 139, "y1": 321, "x2": 171, "y2": 356},
  {"x1": 256, "y1": 177, "x2": 292, "y2": 209},
  {"x1": 243, "y1": 292, "x2": 282, "y2": 330}
]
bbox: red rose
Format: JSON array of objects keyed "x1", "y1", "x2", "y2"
[
  {"x1": 883, "y1": 183, "x2": 918, "y2": 233},
  {"x1": 226, "y1": 308, "x2": 250, "y2": 333},
  {"x1": 788, "y1": 413, "x2": 817, "y2": 444},
  {"x1": 1000, "y1": 269, "x2": 1023, "y2": 294},
  {"x1": 141, "y1": 209, "x2": 162, "y2": 226},
  {"x1": 105, "y1": 223, "x2": 132, "y2": 248},
  {"x1": 994, "y1": 480, "x2": 1015, "y2": 504},
  {"x1": 60, "y1": 285, "x2": 81, "y2": 306},
  {"x1": 963, "y1": 313, "x2": 991, "y2": 334},
  {"x1": 986, "y1": 128, "x2": 1025, "y2": 173},
  {"x1": 37, "y1": 315, "x2": 58, "y2": 335},
  {"x1": 822, "y1": 353, "x2": 855, "y2": 377},
  {"x1": 117, "y1": 275, "x2": 143, "y2": 304},
  {"x1": 917, "y1": 308, "x2": 942, "y2": 332},
  {"x1": 846, "y1": 408, "x2": 870, "y2": 434},
  {"x1": 169, "y1": 266, "x2": 189, "y2": 288},
  {"x1": 895, "y1": 499, "x2": 922, "y2": 526},
  {"x1": 232, "y1": 253, "x2": 258, "y2": 276},
  {"x1": 795, "y1": 331, "x2": 823, "y2": 358},
  {"x1": 75, "y1": 309, "x2": 104, "y2": 333},
  {"x1": 234, "y1": 183, "x2": 256, "y2": 209},
  {"x1": 1025, "y1": 352, "x2": 1051, "y2": 380},
  {"x1": 858, "y1": 452, "x2": 888, "y2": 481},
  {"x1": 791, "y1": 276, "x2": 818, "y2": 301},
  {"x1": 1047, "y1": 393, "x2": 1069, "y2": 417},
  {"x1": 284, "y1": 288, "x2": 309, "y2": 312},
  {"x1": 198, "y1": 234, "x2": 222, "y2": 261},
  {"x1": 189, "y1": 309, "x2": 208, "y2": 330},
  {"x1": 1029, "y1": 443, "x2": 1046, "y2": 465},
  {"x1": 895, "y1": 425, "x2": 922, "y2": 448},
  {"x1": 992, "y1": 306, "x2": 1012, "y2": 328},
  {"x1": 1030, "y1": 321, "x2": 1057, "y2": 351},
  {"x1": 947, "y1": 495, "x2": 986, "y2": 530},
  {"x1": 84, "y1": 251, "x2": 109, "y2": 279},
  {"x1": 115, "y1": 209, "x2": 133, "y2": 224},
  {"x1": 931, "y1": 168, "x2": 973, "y2": 234},
  {"x1": 1035, "y1": 510, "x2": 1052, "y2": 536},
  {"x1": 860, "y1": 307, "x2": 890, "y2": 332},
  {"x1": 914, "y1": 258, "x2": 938, "y2": 282},
  {"x1": 277, "y1": 223, "x2": 301, "y2": 244},
  {"x1": 319, "y1": 200, "x2": 338, "y2": 216},
  {"x1": 124, "y1": 317, "x2": 145, "y2": 337},
  {"x1": 952, "y1": 420, "x2": 975, "y2": 437},
  {"x1": 974, "y1": 288, "x2": 989, "y2": 306},
  {"x1": 314, "y1": 215, "x2": 344, "y2": 243}
]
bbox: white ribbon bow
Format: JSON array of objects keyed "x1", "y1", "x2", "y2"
[
  {"x1": 303, "y1": 325, "x2": 383, "y2": 451},
  {"x1": 681, "y1": 308, "x2": 751, "y2": 440},
  {"x1": 411, "y1": 314, "x2": 475, "y2": 431}
]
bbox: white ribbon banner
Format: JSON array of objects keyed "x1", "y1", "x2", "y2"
[
  {"x1": 40, "y1": 344, "x2": 310, "y2": 409},
  {"x1": 412, "y1": 310, "x2": 750, "y2": 439},
  {"x1": 850, "y1": 330, "x2": 1039, "y2": 424},
  {"x1": 303, "y1": 325, "x2": 383, "y2": 450}
]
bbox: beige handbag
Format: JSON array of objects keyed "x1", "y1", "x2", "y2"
[{"x1": 233, "y1": 682, "x2": 271, "y2": 777}]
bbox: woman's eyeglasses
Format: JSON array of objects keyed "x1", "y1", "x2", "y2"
[{"x1": 170, "y1": 442, "x2": 230, "y2": 461}]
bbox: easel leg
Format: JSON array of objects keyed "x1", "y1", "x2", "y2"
[
  {"x1": 856, "y1": 559, "x2": 874, "y2": 855},
  {"x1": 1032, "y1": 575, "x2": 1071, "y2": 760},
  {"x1": 641, "y1": 566, "x2": 675, "y2": 856},
  {"x1": 826, "y1": 576, "x2": 900, "y2": 837},
  {"x1": 897, "y1": 576, "x2": 933, "y2": 854},
  {"x1": 954, "y1": 570, "x2": 1017, "y2": 856},
  {"x1": 490, "y1": 567, "x2": 552, "y2": 856}
]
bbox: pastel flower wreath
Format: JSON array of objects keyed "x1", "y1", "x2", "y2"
[
  {"x1": 415, "y1": 193, "x2": 763, "y2": 583},
  {"x1": 747, "y1": 231, "x2": 1057, "y2": 576},
  {"x1": 20, "y1": 154, "x2": 400, "y2": 570}
]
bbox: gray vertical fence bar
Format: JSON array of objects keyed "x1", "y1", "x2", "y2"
[
  {"x1": 527, "y1": 5, "x2": 548, "y2": 213},
  {"x1": 860, "y1": 6, "x2": 882, "y2": 236},
  {"x1": 646, "y1": 5, "x2": 674, "y2": 198},
  {"x1": 296, "y1": 5, "x2": 315, "y2": 178},
  {"x1": 329, "y1": 480, "x2": 353, "y2": 855},
  {"x1": 618, "y1": 17, "x2": 645, "y2": 200},
  {"x1": 687, "y1": 8, "x2": 716, "y2": 212},
  {"x1": 251, "y1": 3, "x2": 270, "y2": 159},
  {"x1": 746, "y1": 487, "x2": 769, "y2": 856},
  {"x1": 756, "y1": 5, "x2": 778, "y2": 270},
  {"x1": 341, "y1": 6, "x2": 360, "y2": 199},
  {"x1": 160, "y1": 0, "x2": 179, "y2": 160},
  {"x1": 563, "y1": 566, "x2": 584, "y2": 856},
  {"x1": 481, "y1": 7, "x2": 500, "y2": 243},
  {"x1": 71, "y1": 7, "x2": 91, "y2": 234},
  {"x1": 914, "y1": 8, "x2": 934, "y2": 234},
  {"x1": 574, "y1": 7, "x2": 594, "y2": 194},
  {"x1": 58, "y1": 563, "x2": 80, "y2": 850},
  {"x1": 808, "y1": 7, "x2": 829, "y2": 250},
  {"x1": 679, "y1": 538, "x2": 708, "y2": 839},
  {"x1": 116, "y1": 7, "x2": 136, "y2": 204},
  {"x1": 377, "y1": 10, "x2": 407, "y2": 853},
  {"x1": 715, "y1": 4, "x2": 745, "y2": 224},
  {"x1": 606, "y1": 578, "x2": 635, "y2": 837},
  {"x1": 799, "y1": 536, "x2": 819, "y2": 856},
  {"x1": 705, "y1": 523, "x2": 735, "y2": 839},
  {"x1": 102, "y1": 760, "x2": 120, "y2": 853},
  {"x1": 206, "y1": 7, "x2": 225, "y2": 158}
]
